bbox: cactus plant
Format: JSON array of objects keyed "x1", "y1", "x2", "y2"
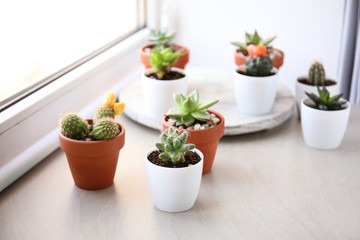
[
  {"x1": 166, "y1": 89, "x2": 219, "y2": 127},
  {"x1": 149, "y1": 47, "x2": 182, "y2": 79},
  {"x1": 59, "y1": 112, "x2": 89, "y2": 140},
  {"x1": 246, "y1": 56, "x2": 273, "y2": 76},
  {"x1": 244, "y1": 44, "x2": 273, "y2": 76},
  {"x1": 308, "y1": 62, "x2": 326, "y2": 86},
  {"x1": 305, "y1": 86, "x2": 346, "y2": 110},
  {"x1": 93, "y1": 118, "x2": 120, "y2": 140},
  {"x1": 149, "y1": 29, "x2": 175, "y2": 50},
  {"x1": 155, "y1": 128, "x2": 195, "y2": 164},
  {"x1": 94, "y1": 106, "x2": 115, "y2": 123}
]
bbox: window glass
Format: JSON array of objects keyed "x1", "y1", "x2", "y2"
[{"x1": 0, "y1": 0, "x2": 145, "y2": 109}]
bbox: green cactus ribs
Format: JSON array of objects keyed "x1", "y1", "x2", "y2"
[
  {"x1": 92, "y1": 118, "x2": 120, "y2": 140},
  {"x1": 245, "y1": 56, "x2": 273, "y2": 76},
  {"x1": 308, "y1": 62, "x2": 325, "y2": 86},
  {"x1": 59, "y1": 113, "x2": 89, "y2": 140},
  {"x1": 94, "y1": 105, "x2": 115, "y2": 124}
]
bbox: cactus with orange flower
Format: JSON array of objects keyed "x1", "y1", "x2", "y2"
[{"x1": 245, "y1": 44, "x2": 273, "y2": 76}]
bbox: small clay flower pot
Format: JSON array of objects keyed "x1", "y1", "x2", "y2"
[
  {"x1": 234, "y1": 48, "x2": 284, "y2": 69},
  {"x1": 58, "y1": 120, "x2": 125, "y2": 190},
  {"x1": 162, "y1": 110, "x2": 225, "y2": 174},
  {"x1": 140, "y1": 43, "x2": 190, "y2": 69}
]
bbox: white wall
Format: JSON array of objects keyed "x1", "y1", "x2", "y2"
[{"x1": 164, "y1": 0, "x2": 345, "y2": 93}]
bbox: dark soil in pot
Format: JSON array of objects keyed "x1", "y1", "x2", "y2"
[
  {"x1": 148, "y1": 150, "x2": 201, "y2": 168},
  {"x1": 236, "y1": 65, "x2": 276, "y2": 77},
  {"x1": 297, "y1": 77, "x2": 337, "y2": 86},
  {"x1": 146, "y1": 71, "x2": 185, "y2": 80}
]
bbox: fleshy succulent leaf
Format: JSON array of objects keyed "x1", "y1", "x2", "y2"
[
  {"x1": 305, "y1": 86, "x2": 347, "y2": 110},
  {"x1": 197, "y1": 100, "x2": 219, "y2": 110}
]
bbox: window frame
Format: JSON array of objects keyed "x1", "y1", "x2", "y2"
[{"x1": 0, "y1": 0, "x2": 162, "y2": 191}]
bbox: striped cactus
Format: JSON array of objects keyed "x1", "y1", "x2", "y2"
[{"x1": 308, "y1": 62, "x2": 325, "y2": 86}]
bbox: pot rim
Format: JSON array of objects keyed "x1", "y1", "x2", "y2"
[
  {"x1": 301, "y1": 98, "x2": 351, "y2": 113},
  {"x1": 141, "y1": 43, "x2": 190, "y2": 55},
  {"x1": 234, "y1": 66, "x2": 279, "y2": 78},
  {"x1": 58, "y1": 119, "x2": 125, "y2": 144},
  {"x1": 143, "y1": 67, "x2": 187, "y2": 81},
  {"x1": 296, "y1": 77, "x2": 337, "y2": 86},
  {"x1": 146, "y1": 148, "x2": 204, "y2": 170},
  {"x1": 162, "y1": 109, "x2": 225, "y2": 134}
]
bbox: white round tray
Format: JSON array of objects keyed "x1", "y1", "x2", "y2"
[{"x1": 119, "y1": 68, "x2": 295, "y2": 135}]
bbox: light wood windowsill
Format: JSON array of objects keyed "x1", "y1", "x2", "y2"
[{"x1": 1, "y1": 106, "x2": 359, "y2": 239}]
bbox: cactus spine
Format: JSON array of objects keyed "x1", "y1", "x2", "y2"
[
  {"x1": 308, "y1": 62, "x2": 325, "y2": 86},
  {"x1": 245, "y1": 56, "x2": 273, "y2": 76},
  {"x1": 94, "y1": 105, "x2": 115, "y2": 124},
  {"x1": 59, "y1": 113, "x2": 89, "y2": 140},
  {"x1": 92, "y1": 118, "x2": 119, "y2": 140}
]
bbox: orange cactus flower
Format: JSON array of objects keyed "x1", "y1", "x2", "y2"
[
  {"x1": 255, "y1": 44, "x2": 267, "y2": 57},
  {"x1": 247, "y1": 44, "x2": 257, "y2": 58}
]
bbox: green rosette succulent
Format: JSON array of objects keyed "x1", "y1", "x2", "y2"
[
  {"x1": 166, "y1": 89, "x2": 219, "y2": 127},
  {"x1": 305, "y1": 86, "x2": 346, "y2": 111},
  {"x1": 149, "y1": 29, "x2": 175, "y2": 50},
  {"x1": 155, "y1": 128, "x2": 195, "y2": 164}
]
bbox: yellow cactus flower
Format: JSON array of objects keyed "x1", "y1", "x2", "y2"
[
  {"x1": 104, "y1": 91, "x2": 116, "y2": 107},
  {"x1": 113, "y1": 102, "x2": 125, "y2": 115}
]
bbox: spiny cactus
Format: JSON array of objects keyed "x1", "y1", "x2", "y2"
[
  {"x1": 155, "y1": 128, "x2": 195, "y2": 164},
  {"x1": 308, "y1": 62, "x2": 325, "y2": 86},
  {"x1": 166, "y1": 89, "x2": 219, "y2": 127},
  {"x1": 149, "y1": 29, "x2": 175, "y2": 49},
  {"x1": 245, "y1": 56, "x2": 273, "y2": 76},
  {"x1": 92, "y1": 118, "x2": 120, "y2": 140},
  {"x1": 59, "y1": 113, "x2": 89, "y2": 140},
  {"x1": 94, "y1": 106, "x2": 115, "y2": 123},
  {"x1": 305, "y1": 86, "x2": 346, "y2": 110},
  {"x1": 149, "y1": 47, "x2": 182, "y2": 79}
]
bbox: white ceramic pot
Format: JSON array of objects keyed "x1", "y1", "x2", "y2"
[
  {"x1": 142, "y1": 67, "x2": 187, "y2": 121},
  {"x1": 301, "y1": 99, "x2": 351, "y2": 150},
  {"x1": 145, "y1": 149, "x2": 204, "y2": 213},
  {"x1": 233, "y1": 68, "x2": 279, "y2": 115},
  {"x1": 295, "y1": 78, "x2": 338, "y2": 114}
]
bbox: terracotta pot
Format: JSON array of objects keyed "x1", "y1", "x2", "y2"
[
  {"x1": 162, "y1": 110, "x2": 225, "y2": 174},
  {"x1": 58, "y1": 120, "x2": 125, "y2": 190},
  {"x1": 140, "y1": 43, "x2": 190, "y2": 69},
  {"x1": 234, "y1": 48, "x2": 284, "y2": 69}
]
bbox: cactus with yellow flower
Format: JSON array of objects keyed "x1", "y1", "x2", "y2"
[{"x1": 59, "y1": 91, "x2": 125, "y2": 141}]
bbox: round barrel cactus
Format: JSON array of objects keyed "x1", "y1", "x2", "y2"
[
  {"x1": 94, "y1": 106, "x2": 115, "y2": 123},
  {"x1": 308, "y1": 62, "x2": 325, "y2": 86},
  {"x1": 92, "y1": 118, "x2": 120, "y2": 140},
  {"x1": 245, "y1": 56, "x2": 273, "y2": 76},
  {"x1": 59, "y1": 113, "x2": 89, "y2": 140}
]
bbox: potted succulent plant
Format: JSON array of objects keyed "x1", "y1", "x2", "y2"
[
  {"x1": 162, "y1": 89, "x2": 225, "y2": 174},
  {"x1": 140, "y1": 29, "x2": 190, "y2": 69},
  {"x1": 142, "y1": 47, "x2": 187, "y2": 121},
  {"x1": 231, "y1": 30, "x2": 284, "y2": 69},
  {"x1": 296, "y1": 61, "x2": 338, "y2": 113},
  {"x1": 146, "y1": 128, "x2": 204, "y2": 212},
  {"x1": 301, "y1": 86, "x2": 350, "y2": 150},
  {"x1": 58, "y1": 92, "x2": 126, "y2": 190},
  {"x1": 233, "y1": 44, "x2": 279, "y2": 115}
]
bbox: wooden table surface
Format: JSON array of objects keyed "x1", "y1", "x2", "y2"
[{"x1": 1, "y1": 105, "x2": 359, "y2": 240}]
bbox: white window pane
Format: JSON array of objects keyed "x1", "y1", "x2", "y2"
[{"x1": 0, "y1": 0, "x2": 145, "y2": 105}]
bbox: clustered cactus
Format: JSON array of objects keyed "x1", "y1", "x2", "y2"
[
  {"x1": 150, "y1": 47, "x2": 182, "y2": 79},
  {"x1": 231, "y1": 30, "x2": 276, "y2": 56},
  {"x1": 155, "y1": 128, "x2": 195, "y2": 164},
  {"x1": 149, "y1": 29, "x2": 175, "y2": 50},
  {"x1": 308, "y1": 62, "x2": 326, "y2": 86},
  {"x1": 59, "y1": 112, "x2": 89, "y2": 140},
  {"x1": 305, "y1": 86, "x2": 346, "y2": 110},
  {"x1": 166, "y1": 89, "x2": 219, "y2": 127},
  {"x1": 59, "y1": 92, "x2": 125, "y2": 141}
]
